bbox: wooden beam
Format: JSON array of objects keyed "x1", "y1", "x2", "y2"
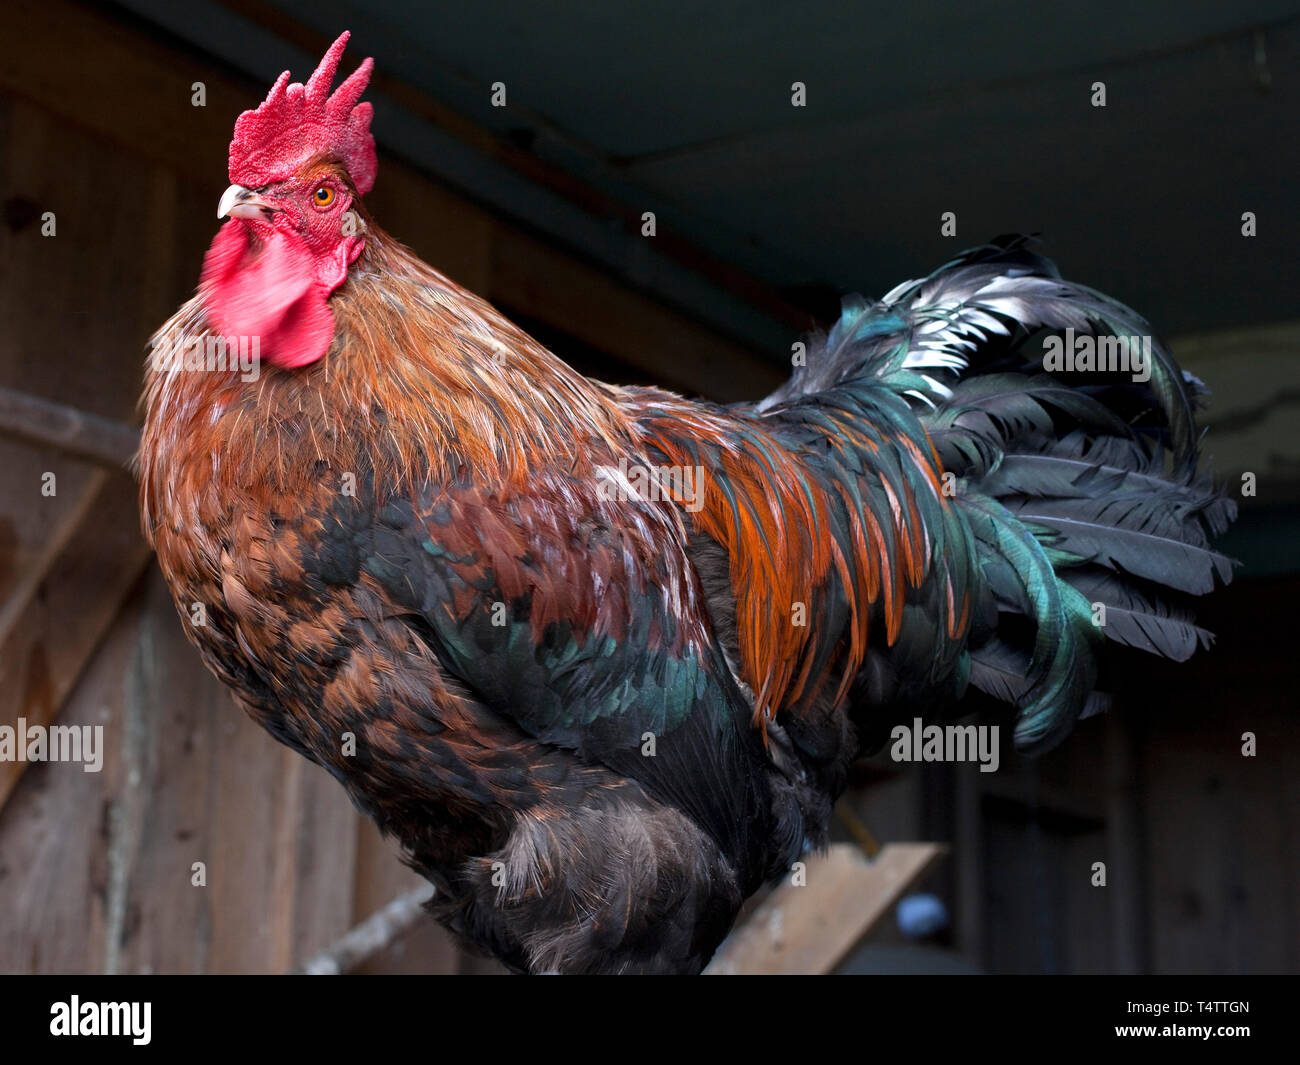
[
  {"x1": 0, "y1": 386, "x2": 140, "y2": 469},
  {"x1": 704, "y1": 842, "x2": 947, "y2": 975}
]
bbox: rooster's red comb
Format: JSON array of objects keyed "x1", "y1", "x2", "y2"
[{"x1": 228, "y1": 32, "x2": 376, "y2": 195}]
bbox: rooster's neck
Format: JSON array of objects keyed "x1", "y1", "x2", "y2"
[
  {"x1": 140, "y1": 226, "x2": 637, "y2": 539},
  {"x1": 331, "y1": 227, "x2": 636, "y2": 485}
]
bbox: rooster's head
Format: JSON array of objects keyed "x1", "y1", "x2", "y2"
[{"x1": 200, "y1": 32, "x2": 375, "y2": 369}]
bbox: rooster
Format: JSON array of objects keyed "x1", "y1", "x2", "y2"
[{"x1": 139, "y1": 34, "x2": 1235, "y2": 974}]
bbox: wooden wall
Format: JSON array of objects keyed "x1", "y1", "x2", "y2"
[{"x1": 1, "y1": 569, "x2": 443, "y2": 973}]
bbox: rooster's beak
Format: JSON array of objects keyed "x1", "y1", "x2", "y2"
[{"x1": 218, "y1": 184, "x2": 279, "y2": 220}]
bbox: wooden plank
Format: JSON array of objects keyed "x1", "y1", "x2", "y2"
[
  {"x1": 0, "y1": 97, "x2": 182, "y2": 416},
  {"x1": 94, "y1": 572, "x2": 362, "y2": 974},
  {"x1": 1141, "y1": 701, "x2": 1298, "y2": 972},
  {"x1": 0, "y1": 465, "x2": 105, "y2": 644},
  {"x1": 978, "y1": 774, "x2": 1107, "y2": 828},
  {"x1": 199, "y1": 712, "x2": 345, "y2": 974},
  {"x1": 0, "y1": 566, "x2": 366, "y2": 974},
  {"x1": 285, "y1": 755, "x2": 360, "y2": 968},
  {"x1": 704, "y1": 842, "x2": 946, "y2": 975},
  {"x1": 0, "y1": 572, "x2": 142, "y2": 974},
  {"x1": 104, "y1": 572, "x2": 223, "y2": 974},
  {"x1": 0, "y1": 470, "x2": 149, "y2": 812}
]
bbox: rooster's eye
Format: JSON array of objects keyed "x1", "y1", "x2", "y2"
[{"x1": 313, "y1": 186, "x2": 336, "y2": 208}]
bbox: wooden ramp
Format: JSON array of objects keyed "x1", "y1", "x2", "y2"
[{"x1": 705, "y1": 842, "x2": 947, "y2": 975}]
